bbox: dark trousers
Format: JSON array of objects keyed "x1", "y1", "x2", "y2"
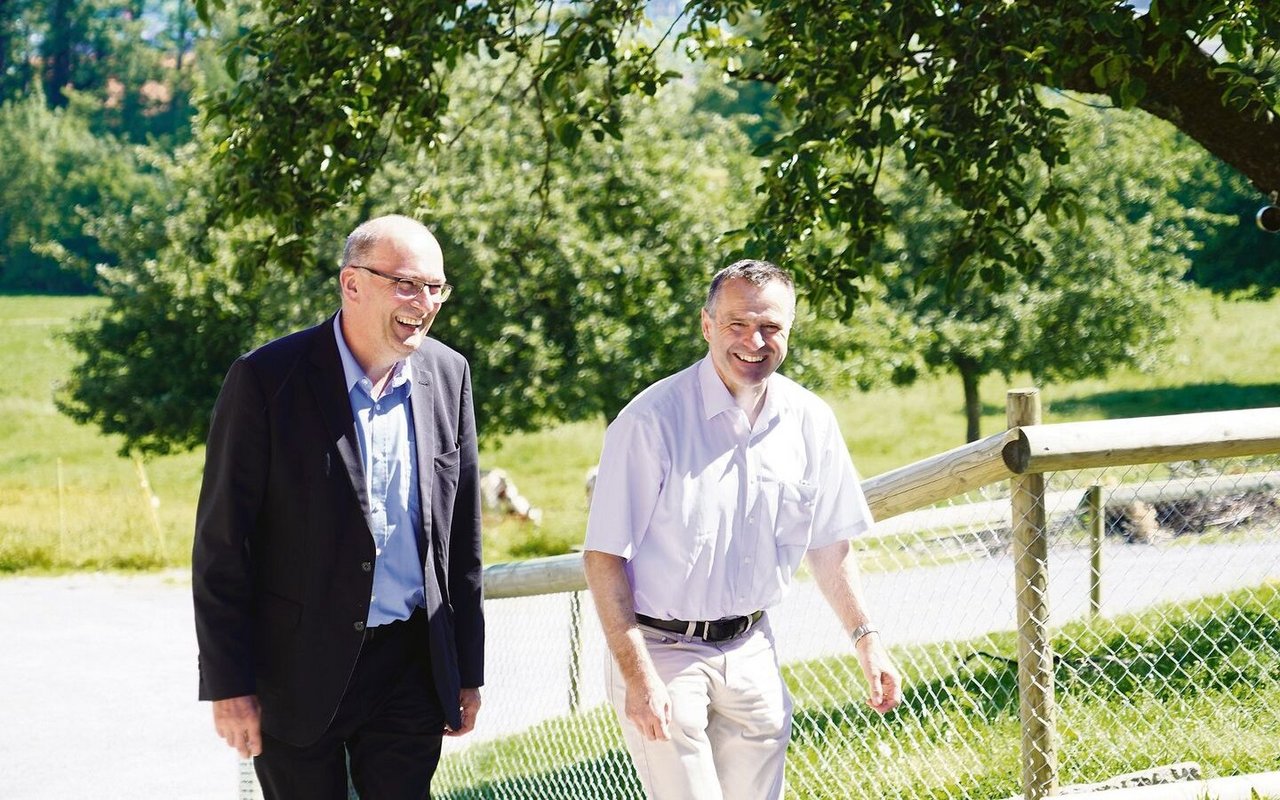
[{"x1": 255, "y1": 610, "x2": 445, "y2": 800}]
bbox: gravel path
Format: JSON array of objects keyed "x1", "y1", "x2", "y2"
[{"x1": 0, "y1": 571, "x2": 238, "y2": 799}]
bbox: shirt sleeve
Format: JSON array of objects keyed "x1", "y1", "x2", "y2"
[
  {"x1": 808, "y1": 408, "x2": 874, "y2": 549},
  {"x1": 584, "y1": 410, "x2": 666, "y2": 560}
]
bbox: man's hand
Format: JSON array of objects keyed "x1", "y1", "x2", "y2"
[
  {"x1": 625, "y1": 674, "x2": 672, "y2": 742},
  {"x1": 445, "y1": 687, "x2": 482, "y2": 737},
  {"x1": 583, "y1": 550, "x2": 672, "y2": 741},
  {"x1": 855, "y1": 634, "x2": 902, "y2": 714},
  {"x1": 212, "y1": 695, "x2": 262, "y2": 758}
]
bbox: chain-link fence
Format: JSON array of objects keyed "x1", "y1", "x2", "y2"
[{"x1": 424, "y1": 403, "x2": 1280, "y2": 800}]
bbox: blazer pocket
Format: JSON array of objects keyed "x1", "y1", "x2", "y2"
[
  {"x1": 258, "y1": 591, "x2": 303, "y2": 629},
  {"x1": 434, "y1": 447, "x2": 461, "y2": 473}
]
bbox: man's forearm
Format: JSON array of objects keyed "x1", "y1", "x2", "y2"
[
  {"x1": 582, "y1": 550, "x2": 657, "y2": 687},
  {"x1": 806, "y1": 539, "x2": 874, "y2": 634}
]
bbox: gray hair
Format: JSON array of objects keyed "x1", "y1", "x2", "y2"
[
  {"x1": 704, "y1": 259, "x2": 795, "y2": 314},
  {"x1": 341, "y1": 214, "x2": 435, "y2": 268}
]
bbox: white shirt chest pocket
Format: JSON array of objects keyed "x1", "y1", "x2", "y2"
[{"x1": 767, "y1": 478, "x2": 820, "y2": 549}]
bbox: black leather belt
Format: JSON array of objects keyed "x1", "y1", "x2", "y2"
[{"x1": 635, "y1": 610, "x2": 764, "y2": 642}]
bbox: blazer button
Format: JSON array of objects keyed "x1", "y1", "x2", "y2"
[
  {"x1": 361, "y1": 561, "x2": 373, "y2": 572},
  {"x1": 353, "y1": 621, "x2": 365, "y2": 632}
]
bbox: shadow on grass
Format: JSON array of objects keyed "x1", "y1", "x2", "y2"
[
  {"x1": 1048, "y1": 383, "x2": 1280, "y2": 420},
  {"x1": 436, "y1": 748, "x2": 643, "y2": 800},
  {"x1": 789, "y1": 649, "x2": 1020, "y2": 749},
  {"x1": 1055, "y1": 600, "x2": 1280, "y2": 698}
]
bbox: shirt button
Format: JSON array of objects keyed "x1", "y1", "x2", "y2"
[
  {"x1": 361, "y1": 561, "x2": 372, "y2": 572},
  {"x1": 748, "y1": 516, "x2": 756, "y2": 524},
  {"x1": 353, "y1": 621, "x2": 366, "y2": 632},
  {"x1": 375, "y1": 548, "x2": 383, "y2": 556}
]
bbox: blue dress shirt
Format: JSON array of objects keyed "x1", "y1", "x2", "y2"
[{"x1": 334, "y1": 315, "x2": 425, "y2": 626}]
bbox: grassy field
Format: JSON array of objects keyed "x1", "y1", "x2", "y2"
[
  {"x1": 1, "y1": 289, "x2": 1278, "y2": 572},
  {"x1": 428, "y1": 583, "x2": 1280, "y2": 798}
]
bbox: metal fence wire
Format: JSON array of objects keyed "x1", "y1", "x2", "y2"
[{"x1": 429, "y1": 453, "x2": 1280, "y2": 799}]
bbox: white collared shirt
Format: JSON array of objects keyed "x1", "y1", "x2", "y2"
[{"x1": 585, "y1": 356, "x2": 873, "y2": 621}]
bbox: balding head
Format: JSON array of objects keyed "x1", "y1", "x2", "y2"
[{"x1": 342, "y1": 214, "x2": 442, "y2": 272}]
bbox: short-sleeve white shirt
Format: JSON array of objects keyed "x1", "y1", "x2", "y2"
[{"x1": 584, "y1": 356, "x2": 873, "y2": 621}]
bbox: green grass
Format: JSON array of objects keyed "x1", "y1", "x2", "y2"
[
  {"x1": 429, "y1": 583, "x2": 1280, "y2": 799},
  {"x1": 2, "y1": 289, "x2": 1279, "y2": 572},
  {"x1": 0, "y1": 296, "x2": 206, "y2": 571}
]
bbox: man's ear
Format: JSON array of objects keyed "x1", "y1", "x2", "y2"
[
  {"x1": 700, "y1": 308, "x2": 712, "y2": 343},
  {"x1": 339, "y1": 267, "x2": 360, "y2": 301}
]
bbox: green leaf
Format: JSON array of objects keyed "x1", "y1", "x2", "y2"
[{"x1": 553, "y1": 118, "x2": 583, "y2": 149}]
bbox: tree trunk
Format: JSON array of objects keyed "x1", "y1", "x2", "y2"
[
  {"x1": 956, "y1": 356, "x2": 982, "y2": 444},
  {"x1": 42, "y1": 0, "x2": 74, "y2": 108}
]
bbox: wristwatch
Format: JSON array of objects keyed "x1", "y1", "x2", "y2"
[{"x1": 850, "y1": 622, "x2": 879, "y2": 644}]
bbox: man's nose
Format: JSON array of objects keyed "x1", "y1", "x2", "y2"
[
  {"x1": 410, "y1": 288, "x2": 438, "y2": 309},
  {"x1": 748, "y1": 329, "x2": 766, "y2": 349}
]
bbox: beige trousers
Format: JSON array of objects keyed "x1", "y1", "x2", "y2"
[{"x1": 606, "y1": 617, "x2": 792, "y2": 800}]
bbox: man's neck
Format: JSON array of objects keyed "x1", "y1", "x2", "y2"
[
  {"x1": 336, "y1": 314, "x2": 399, "y2": 398},
  {"x1": 732, "y1": 383, "x2": 768, "y2": 428}
]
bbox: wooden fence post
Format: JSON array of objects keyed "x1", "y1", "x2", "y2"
[
  {"x1": 1088, "y1": 484, "x2": 1104, "y2": 617},
  {"x1": 1008, "y1": 389, "x2": 1058, "y2": 799}
]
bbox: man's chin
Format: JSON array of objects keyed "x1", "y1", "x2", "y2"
[{"x1": 398, "y1": 325, "x2": 430, "y2": 347}]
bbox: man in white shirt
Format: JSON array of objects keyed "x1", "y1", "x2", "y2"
[{"x1": 583, "y1": 259, "x2": 901, "y2": 800}]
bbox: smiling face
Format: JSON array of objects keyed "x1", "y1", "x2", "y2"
[
  {"x1": 700, "y1": 277, "x2": 796, "y2": 399},
  {"x1": 338, "y1": 220, "x2": 446, "y2": 380}
]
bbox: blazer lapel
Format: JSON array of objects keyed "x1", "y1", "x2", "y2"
[
  {"x1": 409, "y1": 354, "x2": 446, "y2": 609},
  {"x1": 309, "y1": 316, "x2": 370, "y2": 521}
]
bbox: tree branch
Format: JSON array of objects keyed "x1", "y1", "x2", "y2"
[{"x1": 1056, "y1": 24, "x2": 1280, "y2": 198}]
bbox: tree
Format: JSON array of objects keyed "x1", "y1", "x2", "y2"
[
  {"x1": 199, "y1": 0, "x2": 1280, "y2": 302},
  {"x1": 783, "y1": 101, "x2": 1195, "y2": 443},
  {"x1": 0, "y1": 93, "x2": 169, "y2": 293},
  {"x1": 59, "y1": 56, "x2": 901, "y2": 452},
  {"x1": 689, "y1": 38, "x2": 1206, "y2": 444},
  {"x1": 0, "y1": 1, "x2": 40, "y2": 100},
  {"x1": 2, "y1": 0, "x2": 205, "y2": 141}
]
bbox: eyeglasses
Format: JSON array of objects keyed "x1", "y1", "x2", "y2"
[{"x1": 350, "y1": 265, "x2": 453, "y2": 302}]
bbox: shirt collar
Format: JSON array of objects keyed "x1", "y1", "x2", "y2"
[
  {"x1": 696, "y1": 354, "x2": 784, "y2": 427},
  {"x1": 333, "y1": 313, "x2": 413, "y2": 397}
]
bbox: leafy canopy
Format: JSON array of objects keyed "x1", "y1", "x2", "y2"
[{"x1": 200, "y1": 0, "x2": 1280, "y2": 304}]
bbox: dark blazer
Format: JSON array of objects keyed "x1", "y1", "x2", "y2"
[{"x1": 192, "y1": 315, "x2": 484, "y2": 746}]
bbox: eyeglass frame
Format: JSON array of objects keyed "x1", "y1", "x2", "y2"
[{"x1": 348, "y1": 264, "x2": 453, "y2": 302}]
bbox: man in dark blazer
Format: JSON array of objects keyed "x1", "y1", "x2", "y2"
[{"x1": 192, "y1": 215, "x2": 484, "y2": 799}]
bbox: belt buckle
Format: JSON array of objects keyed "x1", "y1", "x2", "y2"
[{"x1": 701, "y1": 617, "x2": 736, "y2": 642}]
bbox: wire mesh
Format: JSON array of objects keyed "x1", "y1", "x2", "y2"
[{"x1": 431, "y1": 455, "x2": 1280, "y2": 798}]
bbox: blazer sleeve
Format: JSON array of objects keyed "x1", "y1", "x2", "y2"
[
  {"x1": 449, "y1": 360, "x2": 485, "y2": 688},
  {"x1": 191, "y1": 357, "x2": 269, "y2": 701}
]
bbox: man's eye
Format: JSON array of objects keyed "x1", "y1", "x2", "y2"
[{"x1": 398, "y1": 279, "x2": 421, "y2": 291}]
